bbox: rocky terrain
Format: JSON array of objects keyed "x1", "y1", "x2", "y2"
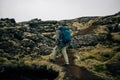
[{"x1": 0, "y1": 12, "x2": 120, "y2": 80}]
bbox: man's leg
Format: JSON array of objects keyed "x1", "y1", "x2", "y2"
[
  {"x1": 50, "y1": 46, "x2": 60, "y2": 61},
  {"x1": 61, "y1": 46, "x2": 69, "y2": 64}
]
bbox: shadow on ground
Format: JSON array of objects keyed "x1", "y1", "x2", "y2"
[{"x1": 0, "y1": 65, "x2": 58, "y2": 80}]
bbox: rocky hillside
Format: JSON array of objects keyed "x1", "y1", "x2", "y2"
[{"x1": 0, "y1": 12, "x2": 120, "y2": 80}]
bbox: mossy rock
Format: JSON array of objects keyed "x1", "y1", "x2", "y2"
[{"x1": 111, "y1": 32, "x2": 120, "y2": 42}]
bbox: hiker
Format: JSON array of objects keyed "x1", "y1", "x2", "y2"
[{"x1": 49, "y1": 22, "x2": 71, "y2": 66}]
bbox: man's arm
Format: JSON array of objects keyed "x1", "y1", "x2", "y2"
[{"x1": 56, "y1": 29, "x2": 60, "y2": 42}]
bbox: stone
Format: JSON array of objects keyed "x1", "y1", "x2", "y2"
[{"x1": 21, "y1": 39, "x2": 35, "y2": 48}]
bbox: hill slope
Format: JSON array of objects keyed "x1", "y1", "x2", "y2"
[{"x1": 0, "y1": 12, "x2": 120, "y2": 80}]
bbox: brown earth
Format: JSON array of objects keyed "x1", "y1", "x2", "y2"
[{"x1": 54, "y1": 50, "x2": 103, "y2": 80}]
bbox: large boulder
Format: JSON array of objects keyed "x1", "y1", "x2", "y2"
[
  {"x1": 0, "y1": 18, "x2": 16, "y2": 27},
  {"x1": 70, "y1": 34, "x2": 98, "y2": 48}
]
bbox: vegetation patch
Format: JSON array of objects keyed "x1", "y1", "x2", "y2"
[
  {"x1": 93, "y1": 64, "x2": 106, "y2": 72},
  {"x1": 111, "y1": 32, "x2": 120, "y2": 41},
  {"x1": 81, "y1": 55, "x2": 96, "y2": 61}
]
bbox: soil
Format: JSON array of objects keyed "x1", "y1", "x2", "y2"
[{"x1": 54, "y1": 49, "x2": 103, "y2": 80}]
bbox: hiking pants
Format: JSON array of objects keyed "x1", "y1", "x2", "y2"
[{"x1": 51, "y1": 46, "x2": 69, "y2": 64}]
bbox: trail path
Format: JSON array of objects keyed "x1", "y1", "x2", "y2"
[{"x1": 54, "y1": 50, "x2": 103, "y2": 80}]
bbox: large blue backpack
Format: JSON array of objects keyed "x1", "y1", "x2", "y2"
[{"x1": 59, "y1": 26, "x2": 71, "y2": 43}]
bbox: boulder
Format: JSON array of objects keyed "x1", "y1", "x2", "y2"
[
  {"x1": 70, "y1": 34, "x2": 98, "y2": 48},
  {"x1": 21, "y1": 38, "x2": 35, "y2": 48},
  {"x1": 0, "y1": 18, "x2": 16, "y2": 27},
  {"x1": 107, "y1": 23, "x2": 120, "y2": 32},
  {"x1": 38, "y1": 44, "x2": 52, "y2": 55}
]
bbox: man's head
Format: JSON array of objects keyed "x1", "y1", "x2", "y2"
[{"x1": 59, "y1": 21, "x2": 67, "y2": 26}]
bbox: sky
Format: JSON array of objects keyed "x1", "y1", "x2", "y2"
[{"x1": 0, "y1": 0, "x2": 120, "y2": 22}]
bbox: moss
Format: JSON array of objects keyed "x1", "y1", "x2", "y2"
[
  {"x1": 74, "y1": 42, "x2": 120, "y2": 79},
  {"x1": 95, "y1": 51, "x2": 115, "y2": 62},
  {"x1": 93, "y1": 26, "x2": 109, "y2": 36},
  {"x1": 93, "y1": 64, "x2": 106, "y2": 72},
  {"x1": 85, "y1": 20, "x2": 95, "y2": 27},
  {"x1": 108, "y1": 52, "x2": 120, "y2": 63},
  {"x1": 0, "y1": 57, "x2": 8, "y2": 63},
  {"x1": 111, "y1": 32, "x2": 120, "y2": 41},
  {"x1": 81, "y1": 55, "x2": 96, "y2": 61},
  {"x1": 91, "y1": 44, "x2": 115, "y2": 62},
  {"x1": 72, "y1": 21, "x2": 89, "y2": 30},
  {"x1": 98, "y1": 57, "x2": 109, "y2": 62}
]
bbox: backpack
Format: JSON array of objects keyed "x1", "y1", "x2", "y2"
[{"x1": 59, "y1": 26, "x2": 71, "y2": 43}]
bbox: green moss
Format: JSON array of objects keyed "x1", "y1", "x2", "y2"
[
  {"x1": 81, "y1": 55, "x2": 96, "y2": 61},
  {"x1": 111, "y1": 32, "x2": 120, "y2": 41},
  {"x1": 85, "y1": 20, "x2": 94, "y2": 27},
  {"x1": 93, "y1": 64, "x2": 106, "y2": 72},
  {"x1": 98, "y1": 57, "x2": 109, "y2": 62},
  {"x1": 95, "y1": 51, "x2": 115, "y2": 62},
  {"x1": 109, "y1": 52, "x2": 120, "y2": 62},
  {"x1": 0, "y1": 57, "x2": 8, "y2": 63}
]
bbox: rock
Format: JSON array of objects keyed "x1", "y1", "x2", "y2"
[
  {"x1": 38, "y1": 34, "x2": 55, "y2": 47},
  {"x1": 23, "y1": 32, "x2": 40, "y2": 42},
  {"x1": 0, "y1": 18, "x2": 16, "y2": 27},
  {"x1": 29, "y1": 18, "x2": 41, "y2": 23},
  {"x1": 96, "y1": 34, "x2": 108, "y2": 41},
  {"x1": 0, "y1": 12, "x2": 120, "y2": 55},
  {"x1": 29, "y1": 20, "x2": 57, "y2": 27},
  {"x1": 106, "y1": 62, "x2": 120, "y2": 75},
  {"x1": 38, "y1": 44, "x2": 52, "y2": 55},
  {"x1": 0, "y1": 41, "x2": 12, "y2": 49},
  {"x1": 14, "y1": 29, "x2": 24, "y2": 40},
  {"x1": 94, "y1": 26, "x2": 110, "y2": 41},
  {"x1": 107, "y1": 23, "x2": 120, "y2": 32},
  {"x1": 21, "y1": 39, "x2": 35, "y2": 48},
  {"x1": 0, "y1": 12, "x2": 120, "y2": 80},
  {"x1": 0, "y1": 28, "x2": 16, "y2": 41},
  {"x1": 0, "y1": 40, "x2": 21, "y2": 54},
  {"x1": 70, "y1": 34, "x2": 98, "y2": 48}
]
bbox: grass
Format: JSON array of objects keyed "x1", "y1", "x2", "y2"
[
  {"x1": 108, "y1": 52, "x2": 120, "y2": 63},
  {"x1": 93, "y1": 64, "x2": 106, "y2": 72},
  {"x1": 0, "y1": 57, "x2": 8, "y2": 63},
  {"x1": 111, "y1": 32, "x2": 120, "y2": 41},
  {"x1": 0, "y1": 54, "x2": 66, "y2": 80},
  {"x1": 81, "y1": 55, "x2": 96, "y2": 61},
  {"x1": 73, "y1": 42, "x2": 120, "y2": 80},
  {"x1": 72, "y1": 21, "x2": 90, "y2": 30},
  {"x1": 93, "y1": 26, "x2": 109, "y2": 36}
]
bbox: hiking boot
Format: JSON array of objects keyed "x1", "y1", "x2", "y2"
[
  {"x1": 49, "y1": 59, "x2": 56, "y2": 63},
  {"x1": 62, "y1": 64, "x2": 69, "y2": 66}
]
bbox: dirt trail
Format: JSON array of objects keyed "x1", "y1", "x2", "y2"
[{"x1": 54, "y1": 50, "x2": 103, "y2": 80}]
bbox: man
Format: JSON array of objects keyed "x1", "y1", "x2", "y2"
[{"x1": 49, "y1": 22, "x2": 71, "y2": 66}]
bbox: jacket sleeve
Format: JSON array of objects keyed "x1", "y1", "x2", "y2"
[{"x1": 56, "y1": 29, "x2": 60, "y2": 41}]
